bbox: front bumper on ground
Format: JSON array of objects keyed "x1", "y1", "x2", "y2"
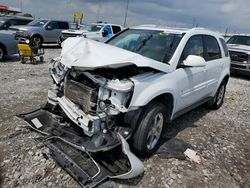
[{"x1": 18, "y1": 107, "x2": 144, "y2": 187}]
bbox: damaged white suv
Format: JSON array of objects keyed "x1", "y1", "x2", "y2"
[{"x1": 20, "y1": 25, "x2": 230, "y2": 187}]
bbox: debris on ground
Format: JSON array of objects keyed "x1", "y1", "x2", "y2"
[{"x1": 184, "y1": 148, "x2": 201, "y2": 164}]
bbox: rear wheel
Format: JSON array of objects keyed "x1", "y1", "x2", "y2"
[
  {"x1": 133, "y1": 102, "x2": 167, "y2": 156},
  {"x1": 207, "y1": 81, "x2": 226, "y2": 109}
]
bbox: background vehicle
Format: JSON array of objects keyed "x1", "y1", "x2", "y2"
[
  {"x1": 227, "y1": 35, "x2": 250, "y2": 76},
  {"x1": 0, "y1": 16, "x2": 33, "y2": 30},
  {"x1": 10, "y1": 19, "x2": 69, "y2": 47},
  {"x1": 58, "y1": 22, "x2": 123, "y2": 45},
  {"x1": 0, "y1": 30, "x2": 17, "y2": 61}
]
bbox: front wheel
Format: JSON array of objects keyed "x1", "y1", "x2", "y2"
[
  {"x1": 0, "y1": 46, "x2": 4, "y2": 61},
  {"x1": 207, "y1": 81, "x2": 226, "y2": 109},
  {"x1": 133, "y1": 102, "x2": 167, "y2": 156},
  {"x1": 30, "y1": 36, "x2": 43, "y2": 48}
]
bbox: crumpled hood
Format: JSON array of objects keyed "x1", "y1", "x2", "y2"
[
  {"x1": 60, "y1": 37, "x2": 170, "y2": 73},
  {"x1": 228, "y1": 44, "x2": 250, "y2": 54}
]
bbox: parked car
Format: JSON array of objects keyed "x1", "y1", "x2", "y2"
[
  {"x1": 0, "y1": 16, "x2": 33, "y2": 30},
  {"x1": 20, "y1": 26, "x2": 230, "y2": 186},
  {"x1": 10, "y1": 19, "x2": 69, "y2": 47},
  {"x1": 227, "y1": 35, "x2": 250, "y2": 76},
  {"x1": 58, "y1": 22, "x2": 123, "y2": 45},
  {"x1": 0, "y1": 30, "x2": 17, "y2": 61}
]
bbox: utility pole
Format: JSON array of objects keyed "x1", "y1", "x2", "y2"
[
  {"x1": 20, "y1": 0, "x2": 23, "y2": 12},
  {"x1": 124, "y1": 0, "x2": 129, "y2": 27},
  {"x1": 96, "y1": 3, "x2": 102, "y2": 22}
]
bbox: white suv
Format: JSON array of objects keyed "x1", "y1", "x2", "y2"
[{"x1": 20, "y1": 25, "x2": 230, "y2": 185}]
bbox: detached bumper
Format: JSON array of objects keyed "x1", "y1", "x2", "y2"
[{"x1": 18, "y1": 108, "x2": 144, "y2": 187}]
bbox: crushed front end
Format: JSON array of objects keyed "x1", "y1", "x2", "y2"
[{"x1": 18, "y1": 58, "x2": 144, "y2": 187}]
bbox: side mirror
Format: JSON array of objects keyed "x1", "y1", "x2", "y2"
[
  {"x1": 183, "y1": 55, "x2": 206, "y2": 67},
  {"x1": 102, "y1": 29, "x2": 108, "y2": 37},
  {"x1": 46, "y1": 25, "x2": 53, "y2": 30}
]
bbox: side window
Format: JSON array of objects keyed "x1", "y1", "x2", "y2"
[
  {"x1": 112, "y1": 25, "x2": 121, "y2": 34},
  {"x1": 219, "y1": 38, "x2": 229, "y2": 57},
  {"x1": 180, "y1": 35, "x2": 204, "y2": 62},
  {"x1": 204, "y1": 35, "x2": 221, "y2": 61},
  {"x1": 58, "y1": 22, "x2": 69, "y2": 29},
  {"x1": 47, "y1": 21, "x2": 59, "y2": 29}
]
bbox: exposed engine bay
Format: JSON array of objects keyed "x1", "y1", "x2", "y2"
[{"x1": 18, "y1": 57, "x2": 153, "y2": 187}]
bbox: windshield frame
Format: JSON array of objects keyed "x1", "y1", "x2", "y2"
[{"x1": 106, "y1": 28, "x2": 184, "y2": 64}]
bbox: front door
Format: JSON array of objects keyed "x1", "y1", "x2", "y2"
[
  {"x1": 175, "y1": 35, "x2": 208, "y2": 112},
  {"x1": 44, "y1": 21, "x2": 61, "y2": 43}
]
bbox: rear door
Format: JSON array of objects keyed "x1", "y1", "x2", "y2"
[
  {"x1": 175, "y1": 35, "x2": 208, "y2": 111},
  {"x1": 203, "y1": 35, "x2": 223, "y2": 96}
]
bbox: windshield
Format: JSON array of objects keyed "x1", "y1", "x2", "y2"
[
  {"x1": 107, "y1": 29, "x2": 184, "y2": 63},
  {"x1": 227, "y1": 36, "x2": 250, "y2": 46},
  {"x1": 84, "y1": 24, "x2": 103, "y2": 32},
  {"x1": 28, "y1": 20, "x2": 48, "y2": 27}
]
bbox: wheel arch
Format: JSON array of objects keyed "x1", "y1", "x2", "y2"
[
  {"x1": 0, "y1": 42, "x2": 7, "y2": 55},
  {"x1": 223, "y1": 74, "x2": 230, "y2": 84},
  {"x1": 31, "y1": 33, "x2": 44, "y2": 43},
  {"x1": 148, "y1": 93, "x2": 174, "y2": 122}
]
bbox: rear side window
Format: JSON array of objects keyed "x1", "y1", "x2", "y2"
[
  {"x1": 204, "y1": 35, "x2": 221, "y2": 61},
  {"x1": 180, "y1": 35, "x2": 204, "y2": 62},
  {"x1": 112, "y1": 25, "x2": 121, "y2": 34},
  {"x1": 58, "y1": 22, "x2": 69, "y2": 29},
  {"x1": 219, "y1": 38, "x2": 229, "y2": 57}
]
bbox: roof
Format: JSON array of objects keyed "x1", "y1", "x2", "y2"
[{"x1": 131, "y1": 25, "x2": 220, "y2": 36}]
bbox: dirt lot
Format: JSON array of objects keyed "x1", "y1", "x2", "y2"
[{"x1": 0, "y1": 47, "x2": 249, "y2": 188}]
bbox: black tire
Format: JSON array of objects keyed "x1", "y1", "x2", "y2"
[
  {"x1": 133, "y1": 102, "x2": 167, "y2": 156},
  {"x1": 207, "y1": 81, "x2": 226, "y2": 110},
  {"x1": 30, "y1": 35, "x2": 43, "y2": 48},
  {"x1": 0, "y1": 46, "x2": 5, "y2": 61}
]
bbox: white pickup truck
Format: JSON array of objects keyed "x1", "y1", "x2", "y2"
[
  {"x1": 20, "y1": 25, "x2": 230, "y2": 187},
  {"x1": 58, "y1": 22, "x2": 123, "y2": 45}
]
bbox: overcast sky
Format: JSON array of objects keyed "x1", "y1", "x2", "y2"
[{"x1": 1, "y1": 0, "x2": 250, "y2": 33}]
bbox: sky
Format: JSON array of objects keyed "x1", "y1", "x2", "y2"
[{"x1": 1, "y1": 0, "x2": 250, "y2": 33}]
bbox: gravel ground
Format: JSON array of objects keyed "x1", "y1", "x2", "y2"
[{"x1": 0, "y1": 47, "x2": 249, "y2": 188}]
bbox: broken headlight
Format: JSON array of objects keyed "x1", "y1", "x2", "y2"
[{"x1": 49, "y1": 57, "x2": 68, "y2": 84}]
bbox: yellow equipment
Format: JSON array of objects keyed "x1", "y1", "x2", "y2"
[{"x1": 17, "y1": 39, "x2": 44, "y2": 64}]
